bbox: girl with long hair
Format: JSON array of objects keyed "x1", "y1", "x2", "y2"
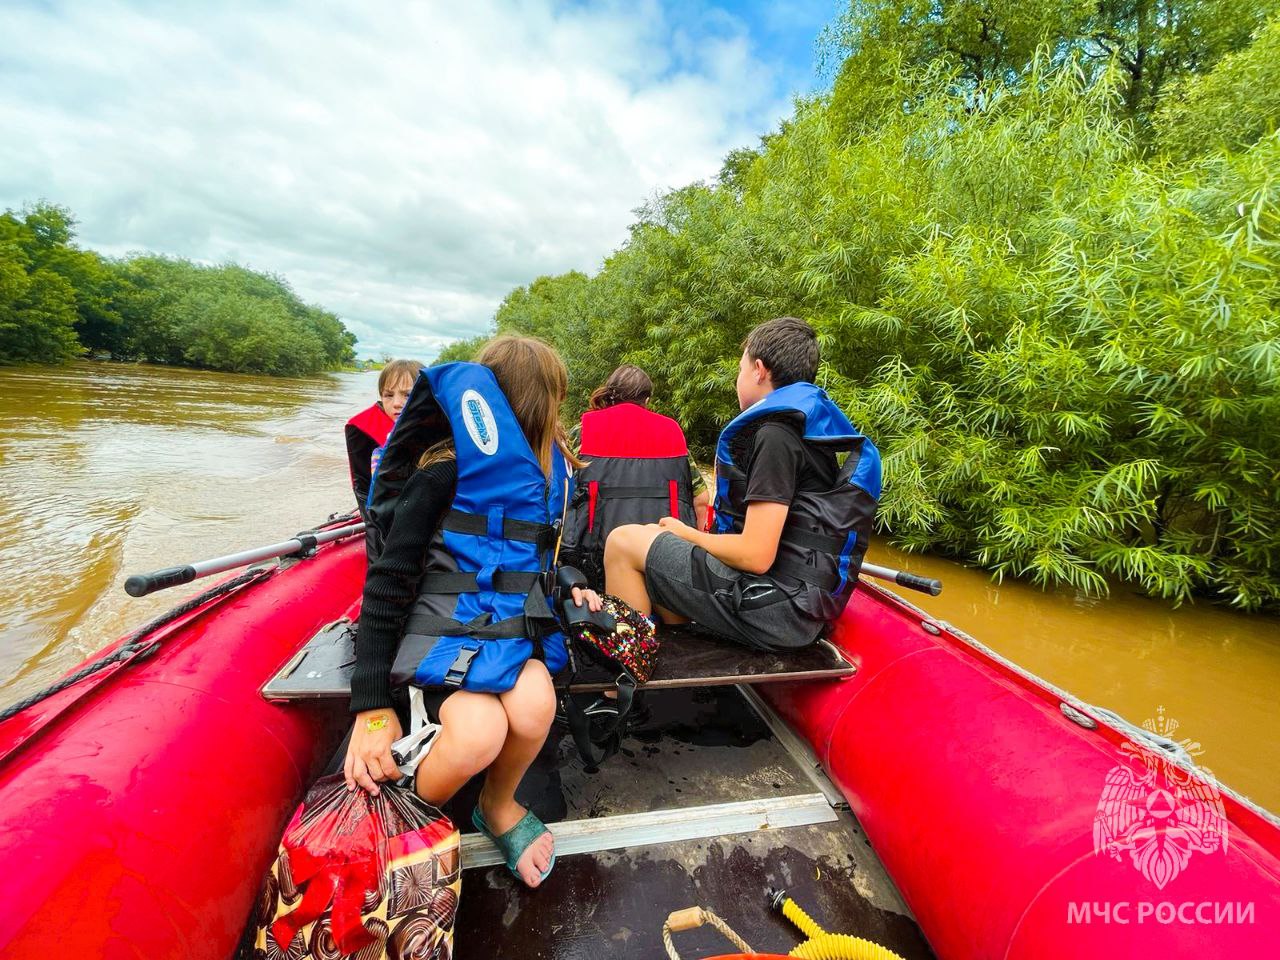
[{"x1": 343, "y1": 335, "x2": 599, "y2": 889}]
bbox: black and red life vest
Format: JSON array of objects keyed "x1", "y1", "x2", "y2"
[
  {"x1": 344, "y1": 403, "x2": 394, "y2": 514},
  {"x1": 713, "y1": 382, "x2": 880, "y2": 622},
  {"x1": 560, "y1": 403, "x2": 697, "y2": 588}
]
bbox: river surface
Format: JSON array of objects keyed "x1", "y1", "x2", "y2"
[{"x1": 1, "y1": 362, "x2": 1277, "y2": 811}]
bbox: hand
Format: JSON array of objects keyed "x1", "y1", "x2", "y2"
[
  {"x1": 571, "y1": 586, "x2": 603, "y2": 613},
  {"x1": 657, "y1": 515, "x2": 696, "y2": 541},
  {"x1": 344, "y1": 709, "x2": 403, "y2": 796}
]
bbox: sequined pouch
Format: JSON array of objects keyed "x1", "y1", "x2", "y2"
[
  {"x1": 559, "y1": 594, "x2": 660, "y2": 771},
  {"x1": 567, "y1": 594, "x2": 660, "y2": 684}
]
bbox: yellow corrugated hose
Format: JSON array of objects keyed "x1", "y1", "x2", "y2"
[
  {"x1": 776, "y1": 891, "x2": 908, "y2": 960},
  {"x1": 661, "y1": 892, "x2": 909, "y2": 960}
]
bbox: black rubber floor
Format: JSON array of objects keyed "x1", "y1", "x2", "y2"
[
  {"x1": 452, "y1": 817, "x2": 935, "y2": 960},
  {"x1": 441, "y1": 685, "x2": 819, "y2": 831},
  {"x1": 442, "y1": 687, "x2": 935, "y2": 960}
]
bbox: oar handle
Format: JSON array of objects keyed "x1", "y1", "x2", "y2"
[
  {"x1": 125, "y1": 565, "x2": 197, "y2": 598},
  {"x1": 861, "y1": 562, "x2": 943, "y2": 596},
  {"x1": 123, "y1": 522, "x2": 366, "y2": 597}
]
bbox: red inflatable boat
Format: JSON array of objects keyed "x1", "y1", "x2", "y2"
[{"x1": 0, "y1": 517, "x2": 1276, "y2": 959}]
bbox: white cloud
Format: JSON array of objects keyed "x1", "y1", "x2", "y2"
[{"x1": 0, "y1": 0, "x2": 799, "y2": 358}]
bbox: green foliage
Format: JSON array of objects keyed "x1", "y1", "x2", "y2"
[
  {"x1": 1156, "y1": 17, "x2": 1280, "y2": 161},
  {"x1": 0, "y1": 202, "x2": 356, "y2": 376},
  {"x1": 822, "y1": 0, "x2": 1276, "y2": 134},
  {"x1": 0, "y1": 204, "x2": 85, "y2": 364},
  {"x1": 457, "y1": 10, "x2": 1280, "y2": 609},
  {"x1": 435, "y1": 333, "x2": 487, "y2": 364}
]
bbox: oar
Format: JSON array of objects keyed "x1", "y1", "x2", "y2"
[
  {"x1": 124, "y1": 522, "x2": 367, "y2": 597},
  {"x1": 860, "y1": 562, "x2": 942, "y2": 596},
  {"x1": 124, "y1": 522, "x2": 941, "y2": 598}
]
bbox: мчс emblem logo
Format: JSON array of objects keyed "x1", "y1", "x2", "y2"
[
  {"x1": 461, "y1": 389, "x2": 499, "y2": 456},
  {"x1": 1092, "y1": 707, "x2": 1229, "y2": 890}
]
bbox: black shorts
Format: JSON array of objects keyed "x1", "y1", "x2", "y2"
[{"x1": 643, "y1": 532, "x2": 824, "y2": 651}]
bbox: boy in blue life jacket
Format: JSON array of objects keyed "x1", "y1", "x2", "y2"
[{"x1": 603, "y1": 317, "x2": 880, "y2": 651}]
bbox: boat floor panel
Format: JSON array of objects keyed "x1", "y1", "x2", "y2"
[{"x1": 452, "y1": 815, "x2": 936, "y2": 960}]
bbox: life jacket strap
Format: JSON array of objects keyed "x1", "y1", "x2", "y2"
[
  {"x1": 780, "y1": 522, "x2": 845, "y2": 555},
  {"x1": 419, "y1": 570, "x2": 543, "y2": 595},
  {"x1": 405, "y1": 589, "x2": 561, "y2": 688},
  {"x1": 769, "y1": 558, "x2": 842, "y2": 592},
  {"x1": 405, "y1": 611, "x2": 533, "y2": 641},
  {"x1": 442, "y1": 509, "x2": 557, "y2": 549}
]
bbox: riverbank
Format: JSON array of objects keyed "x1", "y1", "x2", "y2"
[{"x1": 1, "y1": 201, "x2": 357, "y2": 375}]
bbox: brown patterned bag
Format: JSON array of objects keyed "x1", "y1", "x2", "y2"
[{"x1": 253, "y1": 774, "x2": 461, "y2": 960}]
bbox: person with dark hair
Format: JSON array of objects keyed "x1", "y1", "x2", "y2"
[
  {"x1": 560, "y1": 365, "x2": 708, "y2": 587},
  {"x1": 602, "y1": 317, "x2": 881, "y2": 651},
  {"x1": 344, "y1": 358, "x2": 423, "y2": 515}
]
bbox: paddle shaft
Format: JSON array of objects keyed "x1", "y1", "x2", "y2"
[
  {"x1": 124, "y1": 523, "x2": 366, "y2": 597},
  {"x1": 124, "y1": 523, "x2": 940, "y2": 598},
  {"x1": 860, "y1": 562, "x2": 943, "y2": 596}
]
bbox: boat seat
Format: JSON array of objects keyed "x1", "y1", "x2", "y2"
[{"x1": 260, "y1": 618, "x2": 854, "y2": 701}]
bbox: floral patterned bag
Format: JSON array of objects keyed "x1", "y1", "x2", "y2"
[{"x1": 253, "y1": 774, "x2": 460, "y2": 960}]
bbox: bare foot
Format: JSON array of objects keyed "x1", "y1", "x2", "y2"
[{"x1": 479, "y1": 789, "x2": 555, "y2": 888}]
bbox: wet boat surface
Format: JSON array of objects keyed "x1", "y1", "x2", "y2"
[{"x1": 441, "y1": 686, "x2": 933, "y2": 959}]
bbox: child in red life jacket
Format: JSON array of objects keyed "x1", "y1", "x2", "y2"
[
  {"x1": 560, "y1": 365, "x2": 709, "y2": 588},
  {"x1": 602, "y1": 318, "x2": 881, "y2": 652},
  {"x1": 345, "y1": 358, "x2": 422, "y2": 515}
]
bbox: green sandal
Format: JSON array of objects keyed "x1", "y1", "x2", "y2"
[{"x1": 472, "y1": 806, "x2": 556, "y2": 884}]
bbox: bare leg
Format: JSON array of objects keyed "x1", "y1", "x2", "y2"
[
  {"x1": 478, "y1": 660, "x2": 558, "y2": 887},
  {"x1": 604, "y1": 524, "x2": 688, "y2": 623},
  {"x1": 414, "y1": 690, "x2": 507, "y2": 806}
]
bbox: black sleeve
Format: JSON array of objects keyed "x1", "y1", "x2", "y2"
[
  {"x1": 350, "y1": 459, "x2": 458, "y2": 713},
  {"x1": 346, "y1": 429, "x2": 377, "y2": 509},
  {"x1": 743, "y1": 422, "x2": 803, "y2": 506}
]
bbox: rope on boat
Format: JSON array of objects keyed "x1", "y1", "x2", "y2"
[
  {"x1": 0, "y1": 567, "x2": 269, "y2": 725},
  {"x1": 662, "y1": 906, "x2": 753, "y2": 959}
]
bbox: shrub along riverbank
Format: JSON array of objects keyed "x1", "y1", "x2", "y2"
[
  {"x1": 0, "y1": 203, "x2": 355, "y2": 376},
  {"x1": 443, "y1": 3, "x2": 1280, "y2": 609}
]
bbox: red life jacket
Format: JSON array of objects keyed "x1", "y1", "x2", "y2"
[
  {"x1": 560, "y1": 403, "x2": 696, "y2": 588},
  {"x1": 346, "y1": 403, "x2": 394, "y2": 448},
  {"x1": 345, "y1": 403, "x2": 395, "y2": 513}
]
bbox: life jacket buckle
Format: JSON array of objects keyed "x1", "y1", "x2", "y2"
[{"x1": 444, "y1": 645, "x2": 481, "y2": 686}]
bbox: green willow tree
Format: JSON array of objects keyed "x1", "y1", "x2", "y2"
[
  {"x1": 0, "y1": 204, "x2": 87, "y2": 363},
  {"x1": 456, "y1": 4, "x2": 1280, "y2": 609},
  {"x1": 820, "y1": 0, "x2": 1277, "y2": 137},
  {"x1": 0, "y1": 202, "x2": 357, "y2": 376}
]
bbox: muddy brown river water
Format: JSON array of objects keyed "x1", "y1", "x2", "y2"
[{"x1": 1, "y1": 362, "x2": 1277, "y2": 811}]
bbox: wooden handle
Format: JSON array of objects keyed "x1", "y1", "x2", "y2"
[{"x1": 665, "y1": 907, "x2": 705, "y2": 932}]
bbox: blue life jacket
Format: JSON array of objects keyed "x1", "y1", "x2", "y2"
[
  {"x1": 365, "y1": 362, "x2": 570, "y2": 693},
  {"x1": 713, "y1": 382, "x2": 881, "y2": 622}
]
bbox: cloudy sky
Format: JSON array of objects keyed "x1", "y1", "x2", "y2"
[{"x1": 1, "y1": 1, "x2": 836, "y2": 359}]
